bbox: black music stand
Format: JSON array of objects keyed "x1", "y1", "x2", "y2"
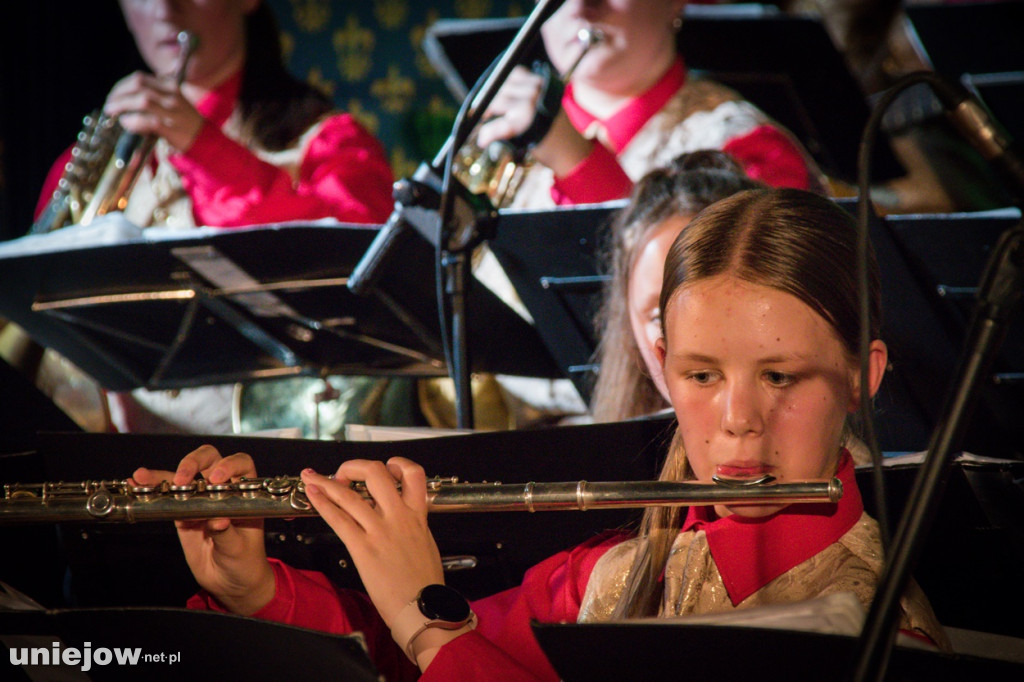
[
  {"x1": 423, "y1": 7, "x2": 903, "y2": 183},
  {"x1": 0, "y1": 220, "x2": 558, "y2": 393},
  {"x1": 489, "y1": 202, "x2": 624, "y2": 401},
  {"x1": 876, "y1": 208, "x2": 1024, "y2": 459},
  {"x1": 532, "y1": 621, "x2": 1024, "y2": 681},
  {"x1": 423, "y1": 17, "x2": 547, "y2": 102},
  {"x1": 0, "y1": 607, "x2": 379, "y2": 682}
]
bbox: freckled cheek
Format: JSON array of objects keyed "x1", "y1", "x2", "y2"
[
  {"x1": 778, "y1": 389, "x2": 846, "y2": 439},
  {"x1": 675, "y1": 424, "x2": 714, "y2": 479},
  {"x1": 773, "y1": 390, "x2": 827, "y2": 428},
  {"x1": 758, "y1": 393, "x2": 789, "y2": 427},
  {"x1": 673, "y1": 390, "x2": 719, "y2": 424},
  {"x1": 673, "y1": 394, "x2": 722, "y2": 467}
]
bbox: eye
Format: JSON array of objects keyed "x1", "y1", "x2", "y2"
[
  {"x1": 762, "y1": 370, "x2": 795, "y2": 387},
  {"x1": 686, "y1": 370, "x2": 718, "y2": 385}
]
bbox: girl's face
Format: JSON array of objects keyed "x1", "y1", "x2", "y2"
[
  {"x1": 627, "y1": 215, "x2": 691, "y2": 403},
  {"x1": 657, "y1": 274, "x2": 886, "y2": 518},
  {"x1": 119, "y1": 0, "x2": 256, "y2": 86},
  {"x1": 541, "y1": 0, "x2": 685, "y2": 98}
]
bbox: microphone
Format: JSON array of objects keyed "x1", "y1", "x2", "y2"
[{"x1": 931, "y1": 75, "x2": 1024, "y2": 207}]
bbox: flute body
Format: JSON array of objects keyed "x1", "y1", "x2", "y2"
[{"x1": 0, "y1": 476, "x2": 842, "y2": 525}]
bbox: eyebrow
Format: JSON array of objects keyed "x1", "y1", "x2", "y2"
[
  {"x1": 671, "y1": 353, "x2": 719, "y2": 363},
  {"x1": 669, "y1": 351, "x2": 815, "y2": 364}
]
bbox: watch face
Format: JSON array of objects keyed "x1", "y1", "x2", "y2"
[{"x1": 418, "y1": 584, "x2": 471, "y2": 623}]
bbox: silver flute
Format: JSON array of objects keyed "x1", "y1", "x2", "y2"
[{"x1": 0, "y1": 475, "x2": 841, "y2": 525}]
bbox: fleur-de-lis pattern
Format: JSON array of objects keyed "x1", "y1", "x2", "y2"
[
  {"x1": 288, "y1": 0, "x2": 331, "y2": 33},
  {"x1": 332, "y1": 15, "x2": 376, "y2": 82},
  {"x1": 268, "y1": 0, "x2": 522, "y2": 170},
  {"x1": 410, "y1": 9, "x2": 442, "y2": 78}
]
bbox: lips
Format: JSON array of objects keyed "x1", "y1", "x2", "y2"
[
  {"x1": 157, "y1": 31, "x2": 191, "y2": 50},
  {"x1": 715, "y1": 463, "x2": 773, "y2": 479},
  {"x1": 156, "y1": 41, "x2": 183, "y2": 56}
]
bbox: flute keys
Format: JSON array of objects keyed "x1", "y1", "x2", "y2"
[
  {"x1": 85, "y1": 489, "x2": 115, "y2": 518},
  {"x1": 289, "y1": 488, "x2": 312, "y2": 512},
  {"x1": 169, "y1": 482, "x2": 198, "y2": 500},
  {"x1": 126, "y1": 481, "x2": 164, "y2": 502},
  {"x1": 236, "y1": 479, "x2": 264, "y2": 499},
  {"x1": 205, "y1": 483, "x2": 231, "y2": 500},
  {"x1": 265, "y1": 476, "x2": 296, "y2": 496}
]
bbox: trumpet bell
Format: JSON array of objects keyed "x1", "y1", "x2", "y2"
[{"x1": 453, "y1": 139, "x2": 531, "y2": 209}]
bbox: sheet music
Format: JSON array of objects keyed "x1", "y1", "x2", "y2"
[{"x1": 0, "y1": 213, "x2": 367, "y2": 258}]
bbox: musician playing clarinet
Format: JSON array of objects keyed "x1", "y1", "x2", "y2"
[{"x1": 135, "y1": 188, "x2": 949, "y2": 680}]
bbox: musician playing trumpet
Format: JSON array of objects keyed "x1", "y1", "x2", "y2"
[
  {"x1": 481, "y1": 0, "x2": 826, "y2": 211},
  {"x1": 133, "y1": 188, "x2": 949, "y2": 679},
  {"x1": 36, "y1": 0, "x2": 392, "y2": 230}
]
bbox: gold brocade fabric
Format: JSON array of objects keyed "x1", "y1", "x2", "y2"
[
  {"x1": 509, "y1": 77, "x2": 826, "y2": 210},
  {"x1": 579, "y1": 512, "x2": 950, "y2": 651}
]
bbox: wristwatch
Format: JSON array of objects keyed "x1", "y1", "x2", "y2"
[{"x1": 391, "y1": 584, "x2": 477, "y2": 661}]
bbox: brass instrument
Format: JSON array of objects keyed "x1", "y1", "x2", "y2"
[
  {"x1": 28, "y1": 112, "x2": 120, "y2": 234},
  {"x1": 452, "y1": 26, "x2": 604, "y2": 208},
  {"x1": 29, "y1": 31, "x2": 198, "y2": 234},
  {"x1": 0, "y1": 475, "x2": 841, "y2": 525}
]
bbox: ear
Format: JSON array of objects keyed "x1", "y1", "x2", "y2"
[
  {"x1": 654, "y1": 336, "x2": 667, "y2": 369},
  {"x1": 866, "y1": 339, "x2": 888, "y2": 398},
  {"x1": 847, "y1": 340, "x2": 889, "y2": 412}
]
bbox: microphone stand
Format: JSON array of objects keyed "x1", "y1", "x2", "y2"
[
  {"x1": 348, "y1": 0, "x2": 565, "y2": 429},
  {"x1": 850, "y1": 72, "x2": 1024, "y2": 681},
  {"x1": 851, "y1": 219, "x2": 1024, "y2": 682}
]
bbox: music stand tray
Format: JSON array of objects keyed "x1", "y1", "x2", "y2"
[
  {"x1": 532, "y1": 620, "x2": 1024, "y2": 681},
  {"x1": 0, "y1": 218, "x2": 558, "y2": 392}
]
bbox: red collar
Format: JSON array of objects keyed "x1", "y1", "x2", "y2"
[
  {"x1": 194, "y1": 70, "x2": 242, "y2": 128},
  {"x1": 681, "y1": 450, "x2": 862, "y2": 606},
  {"x1": 561, "y1": 57, "x2": 686, "y2": 153}
]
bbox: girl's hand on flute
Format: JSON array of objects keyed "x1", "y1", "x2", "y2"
[
  {"x1": 301, "y1": 457, "x2": 444, "y2": 628},
  {"x1": 131, "y1": 444, "x2": 275, "y2": 615}
]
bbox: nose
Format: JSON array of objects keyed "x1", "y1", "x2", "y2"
[
  {"x1": 720, "y1": 379, "x2": 764, "y2": 437},
  {"x1": 143, "y1": 0, "x2": 179, "y2": 21},
  {"x1": 559, "y1": 0, "x2": 603, "y2": 17}
]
